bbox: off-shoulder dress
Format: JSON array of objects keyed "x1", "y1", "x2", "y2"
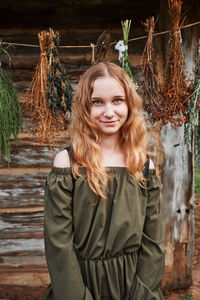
[{"x1": 44, "y1": 161, "x2": 165, "y2": 300}]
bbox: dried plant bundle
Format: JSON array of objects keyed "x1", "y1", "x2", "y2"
[
  {"x1": 141, "y1": 1, "x2": 192, "y2": 128},
  {"x1": 26, "y1": 29, "x2": 73, "y2": 146},
  {"x1": 162, "y1": 0, "x2": 191, "y2": 127},
  {"x1": 95, "y1": 31, "x2": 112, "y2": 63},
  {"x1": 46, "y1": 28, "x2": 73, "y2": 120},
  {"x1": 141, "y1": 16, "x2": 164, "y2": 123},
  {"x1": 120, "y1": 20, "x2": 138, "y2": 88}
]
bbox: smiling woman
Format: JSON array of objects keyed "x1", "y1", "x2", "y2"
[
  {"x1": 44, "y1": 62, "x2": 165, "y2": 300},
  {"x1": 90, "y1": 76, "x2": 128, "y2": 139}
]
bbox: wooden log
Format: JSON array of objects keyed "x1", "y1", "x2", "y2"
[
  {"x1": 0, "y1": 136, "x2": 63, "y2": 168},
  {"x1": 0, "y1": 211, "x2": 44, "y2": 241},
  {"x1": 0, "y1": 274, "x2": 49, "y2": 300},
  {"x1": 0, "y1": 255, "x2": 46, "y2": 269},
  {"x1": 0, "y1": 172, "x2": 48, "y2": 208}
]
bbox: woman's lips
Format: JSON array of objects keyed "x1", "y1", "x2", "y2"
[
  {"x1": 100, "y1": 120, "x2": 117, "y2": 125},
  {"x1": 100, "y1": 120, "x2": 118, "y2": 124}
]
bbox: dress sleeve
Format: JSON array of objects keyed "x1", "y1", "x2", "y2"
[
  {"x1": 131, "y1": 170, "x2": 165, "y2": 299},
  {"x1": 44, "y1": 168, "x2": 93, "y2": 300}
]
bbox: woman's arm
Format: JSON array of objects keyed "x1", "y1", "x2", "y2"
[
  {"x1": 131, "y1": 167, "x2": 165, "y2": 299},
  {"x1": 44, "y1": 151, "x2": 93, "y2": 300}
]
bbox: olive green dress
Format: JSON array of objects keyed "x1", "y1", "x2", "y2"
[{"x1": 44, "y1": 166, "x2": 165, "y2": 300}]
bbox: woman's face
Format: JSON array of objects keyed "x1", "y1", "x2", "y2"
[{"x1": 90, "y1": 76, "x2": 128, "y2": 137}]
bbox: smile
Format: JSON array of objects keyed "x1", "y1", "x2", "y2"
[{"x1": 100, "y1": 120, "x2": 118, "y2": 124}]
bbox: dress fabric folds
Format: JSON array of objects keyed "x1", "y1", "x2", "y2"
[{"x1": 44, "y1": 166, "x2": 165, "y2": 300}]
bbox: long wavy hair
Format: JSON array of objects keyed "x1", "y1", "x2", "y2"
[{"x1": 70, "y1": 62, "x2": 147, "y2": 199}]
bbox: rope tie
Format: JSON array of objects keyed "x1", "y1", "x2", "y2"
[
  {"x1": 90, "y1": 43, "x2": 95, "y2": 64},
  {"x1": 1, "y1": 20, "x2": 199, "y2": 49}
]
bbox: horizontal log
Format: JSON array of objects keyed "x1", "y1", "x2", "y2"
[
  {"x1": 0, "y1": 255, "x2": 47, "y2": 269},
  {"x1": 0, "y1": 211, "x2": 44, "y2": 240},
  {"x1": 0, "y1": 284, "x2": 48, "y2": 300},
  {"x1": 0, "y1": 137, "x2": 65, "y2": 168},
  {"x1": 0, "y1": 206, "x2": 44, "y2": 214},
  {"x1": 0, "y1": 238, "x2": 44, "y2": 256},
  {"x1": 0, "y1": 168, "x2": 49, "y2": 176},
  {"x1": 0, "y1": 271, "x2": 49, "y2": 287},
  {"x1": 0, "y1": 172, "x2": 48, "y2": 208}
]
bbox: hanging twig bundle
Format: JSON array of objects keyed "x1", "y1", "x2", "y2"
[
  {"x1": 95, "y1": 31, "x2": 112, "y2": 63},
  {"x1": 141, "y1": 16, "x2": 163, "y2": 122},
  {"x1": 26, "y1": 29, "x2": 73, "y2": 146},
  {"x1": 162, "y1": 0, "x2": 191, "y2": 127},
  {"x1": 46, "y1": 28, "x2": 73, "y2": 120},
  {"x1": 0, "y1": 43, "x2": 22, "y2": 163}
]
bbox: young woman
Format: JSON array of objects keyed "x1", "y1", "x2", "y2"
[{"x1": 44, "y1": 62, "x2": 165, "y2": 300}]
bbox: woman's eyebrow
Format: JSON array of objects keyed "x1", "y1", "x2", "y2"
[
  {"x1": 91, "y1": 95, "x2": 126, "y2": 101},
  {"x1": 113, "y1": 95, "x2": 125, "y2": 98},
  {"x1": 91, "y1": 95, "x2": 125, "y2": 98}
]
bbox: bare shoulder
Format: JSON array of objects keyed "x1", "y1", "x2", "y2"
[
  {"x1": 53, "y1": 149, "x2": 70, "y2": 168},
  {"x1": 149, "y1": 159, "x2": 155, "y2": 169}
]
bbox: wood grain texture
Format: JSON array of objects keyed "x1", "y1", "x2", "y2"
[
  {"x1": 0, "y1": 172, "x2": 47, "y2": 208},
  {"x1": 0, "y1": 137, "x2": 65, "y2": 168},
  {"x1": 0, "y1": 211, "x2": 44, "y2": 241}
]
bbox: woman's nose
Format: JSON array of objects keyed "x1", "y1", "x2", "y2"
[{"x1": 103, "y1": 104, "x2": 114, "y2": 117}]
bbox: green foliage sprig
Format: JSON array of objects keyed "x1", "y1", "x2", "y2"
[
  {"x1": 120, "y1": 20, "x2": 138, "y2": 89},
  {"x1": 0, "y1": 57, "x2": 22, "y2": 163}
]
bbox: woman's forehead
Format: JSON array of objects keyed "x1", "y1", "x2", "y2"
[{"x1": 91, "y1": 76, "x2": 125, "y2": 98}]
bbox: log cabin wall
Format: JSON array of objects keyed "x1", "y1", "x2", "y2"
[{"x1": 0, "y1": 0, "x2": 199, "y2": 299}]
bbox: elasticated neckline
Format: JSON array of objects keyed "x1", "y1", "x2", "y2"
[{"x1": 50, "y1": 166, "x2": 156, "y2": 176}]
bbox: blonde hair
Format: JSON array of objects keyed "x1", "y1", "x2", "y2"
[{"x1": 70, "y1": 62, "x2": 147, "y2": 199}]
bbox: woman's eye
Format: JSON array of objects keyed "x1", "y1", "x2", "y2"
[
  {"x1": 91, "y1": 100, "x2": 102, "y2": 105},
  {"x1": 113, "y1": 98, "x2": 123, "y2": 103}
]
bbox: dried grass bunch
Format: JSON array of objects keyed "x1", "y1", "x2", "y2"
[
  {"x1": 26, "y1": 29, "x2": 73, "y2": 146},
  {"x1": 162, "y1": 0, "x2": 192, "y2": 127},
  {"x1": 95, "y1": 31, "x2": 112, "y2": 63},
  {"x1": 141, "y1": 0, "x2": 192, "y2": 128},
  {"x1": 141, "y1": 16, "x2": 163, "y2": 123}
]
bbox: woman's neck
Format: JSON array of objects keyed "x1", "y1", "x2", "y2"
[
  {"x1": 99, "y1": 133, "x2": 121, "y2": 153},
  {"x1": 99, "y1": 134, "x2": 127, "y2": 167}
]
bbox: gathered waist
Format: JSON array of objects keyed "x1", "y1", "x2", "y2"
[
  {"x1": 77, "y1": 250, "x2": 138, "y2": 262},
  {"x1": 77, "y1": 251, "x2": 138, "y2": 299}
]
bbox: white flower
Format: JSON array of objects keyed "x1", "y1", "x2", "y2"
[{"x1": 115, "y1": 40, "x2": 128, "y2": 61}]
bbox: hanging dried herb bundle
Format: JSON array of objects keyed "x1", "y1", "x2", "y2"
[
  {"x1": 0, "y1": 43, "x2": 22, "y2": 163},
  {"x1": 141, "y1": 16, "x2": 163, "y2": 122},
  {"x1": 120, "y1": 20, "x2": 138, "y2": 89},
  {"x1": 46, "y1": 28, "x2": 73, "y2": 120},
  {"x1": 95, "y1": 31, "x2": 112, "y2": 63},
  {"x1": 162, "y1": 0, "x2": 191, "y2": 127},
  {"x1": 184, "y1": 41, "x2": 200, "y2": 166},
  {"x1": 26, "y1": 29, "x2": 72, "y2": 146},
  {"x1": 26, "y1": 30, "x2": 51, "y2": 142}
]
